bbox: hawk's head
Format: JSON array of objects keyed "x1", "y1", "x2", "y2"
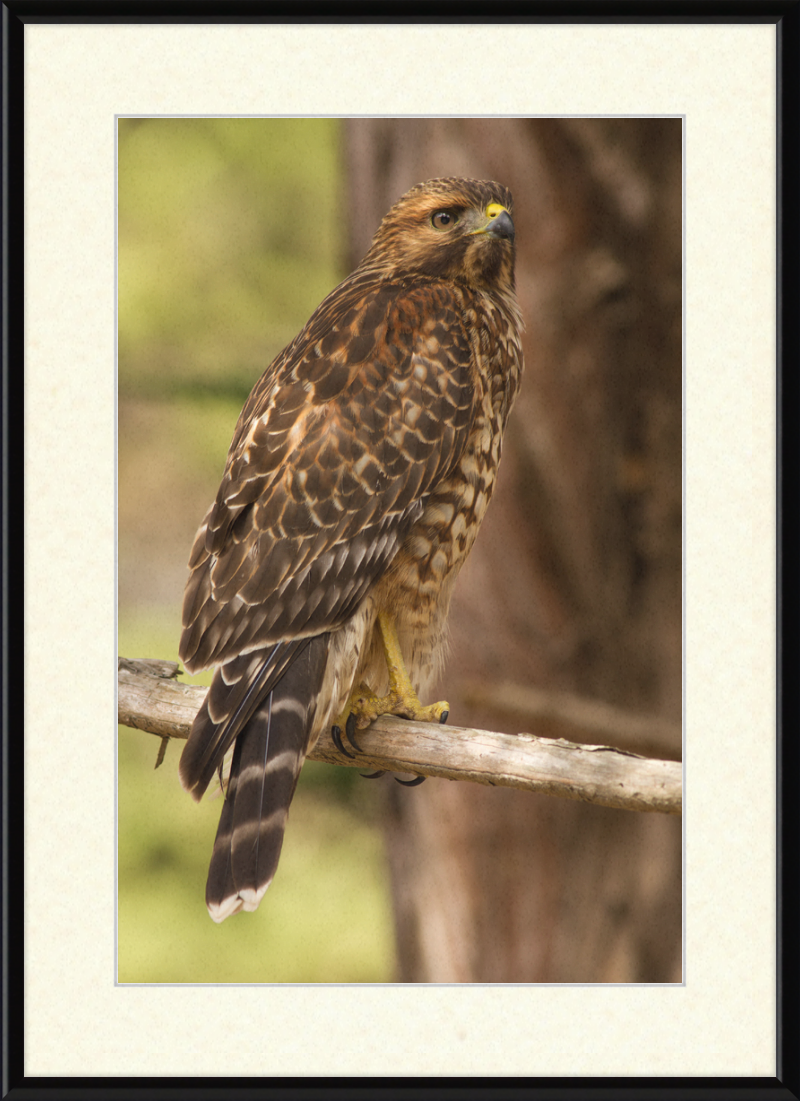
[{"x1": 362, "y1": 177, "x2": 517, "y2": 293}]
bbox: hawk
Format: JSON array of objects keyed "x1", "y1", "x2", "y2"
[{"x1": 179, "y1": 177, "x2": 524, "y2": 922}]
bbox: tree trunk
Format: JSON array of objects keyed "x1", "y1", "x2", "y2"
[{"x1": 345, "y1": 118, "x2": 683, "y2": 983}]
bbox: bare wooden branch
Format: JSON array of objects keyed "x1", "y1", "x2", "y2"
[
  {"x1": 118, "y1": 657, "x2": 201, "y2": 740},
  {"x1": 118, "y1": 657, "x2": 682, "y2": 816}
]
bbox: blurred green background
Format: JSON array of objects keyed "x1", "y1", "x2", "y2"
[{"x1": 118, "y1": 118, "x2": 395, "y2": 982}]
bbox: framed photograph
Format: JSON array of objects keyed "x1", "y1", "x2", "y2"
[{"x1": 5, "y1": 5, "x2": 792, "y2": 1093}]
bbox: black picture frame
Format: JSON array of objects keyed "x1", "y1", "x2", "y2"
[{"x1": 2, "y1": 2, "x2": 796, "y2": 1097}]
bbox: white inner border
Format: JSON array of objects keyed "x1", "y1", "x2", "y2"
[{"x1": 24, "y1": 23, "x2": 776, "y2": 1078}]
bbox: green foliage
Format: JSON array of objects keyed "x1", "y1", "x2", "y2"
[
  {"x1": 118, "y1": 726, "x2": 395, "y2": 983},
  {"x1": 118, "y1": 119, "x2": 395, "y2": 982},
  {"x1": 118, "y1": 118, "x2": 345, "y2": 399}
]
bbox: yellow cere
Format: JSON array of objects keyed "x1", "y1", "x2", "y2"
[{"x1": 486, "y1": 203, "x2": 507, "y2": 219}]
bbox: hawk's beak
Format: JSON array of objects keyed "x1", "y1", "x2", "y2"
[{"x1": 473, "y1": 203, "x2": 515, "y2": 241}]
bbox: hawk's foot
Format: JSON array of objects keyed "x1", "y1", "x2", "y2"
[
  {"x1": 331, "y1": 612, "x2": 450, "y2": 756},
  {"x1": 374, "y1": 609, "x2": 450, "y2": 727},
  {"x1": 330, "y1": 722, "x2": 355, "y2": 759},
  {"x1": 338, "y1": 678, "x2": 449, "y2": 734}
]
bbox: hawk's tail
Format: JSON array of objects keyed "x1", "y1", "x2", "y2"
[{"x1": 182, "y1": 636, "x2": 330, "y2": 923}]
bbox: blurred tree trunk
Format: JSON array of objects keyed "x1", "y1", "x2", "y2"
[{"x1": 345, "y1": 118, "x2": 682, "y2": 984}]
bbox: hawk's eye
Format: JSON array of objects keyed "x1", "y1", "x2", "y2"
[{"x1": 431, "y1": 210, "x2": 457, "y2": 230}]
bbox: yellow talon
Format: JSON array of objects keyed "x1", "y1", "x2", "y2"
[{"x1": 339, "y1": 611, "x2": 450, "y2": 732}]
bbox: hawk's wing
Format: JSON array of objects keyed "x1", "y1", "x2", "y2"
[{"x1": 179, "y1": 279, "x2": 476, "y2": 674}]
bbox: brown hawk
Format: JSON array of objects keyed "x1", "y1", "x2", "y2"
[{"x1": 179, "y1": 177, "x2": 524, "y2": 922}]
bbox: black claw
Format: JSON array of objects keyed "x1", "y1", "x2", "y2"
[
  {"x1": 396, "y1": 774, "x2": 426, "y2": 786},
  {"x1": 331, "y1": 724, "x2": 355, "y2": 760},
  {"x1": 360, "y1": 770, "x2": 386, "y2": 780},
  {"x1": 345, "y1": 711, "x2": 365, "y2": 753},
  {"x1": 439, "y1": 710, "x2": 449, "y2": 725}
]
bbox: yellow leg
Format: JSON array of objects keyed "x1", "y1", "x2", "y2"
[{"x1": 336, "y1": 611, "x2": 450, "y2": 733}]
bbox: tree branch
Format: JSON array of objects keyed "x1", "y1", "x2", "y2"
[
  {"x1": 118, "y1": 657, "x2": 682, "y2": 816},
  {"x1": 462, "y1": 680, "x2": 682, "y2": 760}
]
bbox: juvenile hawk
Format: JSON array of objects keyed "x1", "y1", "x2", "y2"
[{"x1": 179, "y1": 177, "x2": 524, "y2": 921}]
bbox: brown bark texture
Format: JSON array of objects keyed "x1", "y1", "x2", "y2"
[{"x1": 345, "y1": 118, "x2": 682, "y2": 984}]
